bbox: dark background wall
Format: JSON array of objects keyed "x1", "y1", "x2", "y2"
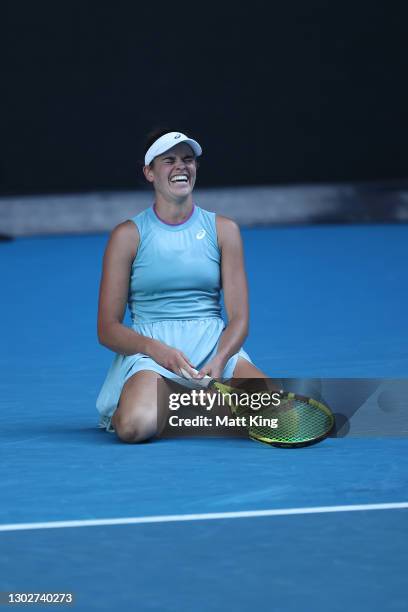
[{"x1": 1, "y1": 1, "x2": 407, "y2": 195}]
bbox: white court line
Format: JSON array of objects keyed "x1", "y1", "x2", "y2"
[{"x1": 0, "y1": 502, "x2": 407, "y2": 533}]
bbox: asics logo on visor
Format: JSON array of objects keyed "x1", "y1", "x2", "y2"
[
  {"x1": 196, "y1": 229, "x2": 206, "y2": 240},
  {"x1": 174, "y1": 133, "x2": 181, "y2": 139}
]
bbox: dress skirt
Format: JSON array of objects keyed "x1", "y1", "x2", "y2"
[{"x1": 96, "y1": 316, "x2": 252, "y2": 431}]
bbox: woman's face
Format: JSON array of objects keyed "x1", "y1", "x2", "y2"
[{"x1": 143, "y1": 142, "x2": 198, "y2": 202}]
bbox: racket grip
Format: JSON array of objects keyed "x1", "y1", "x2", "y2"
[{"x1": 179, "y1": 367, "x2": 214, "y2": 389}]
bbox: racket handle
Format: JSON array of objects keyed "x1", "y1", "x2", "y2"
[{"x1": 179, "y1": 367, "x2": 214, "y2": 389}]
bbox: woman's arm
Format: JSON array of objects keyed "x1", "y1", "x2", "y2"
[
  {"x1": 97, "y1": 221, "x2": 196, "y2": 375},
  {"x1": 97, "y1": 221, "x2": 145, "y2": 354},
  {"x1": 197, "y1": 215, "x2": 249, "y2": 378}
]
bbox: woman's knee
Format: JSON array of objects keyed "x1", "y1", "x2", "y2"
[{"x1": 112, "y1": 410, "x2": 157, "y2": 444}]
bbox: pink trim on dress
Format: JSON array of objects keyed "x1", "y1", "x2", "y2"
[{"x1": 153, "y1": 203, "x2": 195, "y2": 226}]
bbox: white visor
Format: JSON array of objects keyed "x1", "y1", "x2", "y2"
[{"x1": 144, "y1": 132, "x2": 202, "y2": 166}]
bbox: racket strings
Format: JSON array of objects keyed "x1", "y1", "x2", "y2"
[
  {"x1": 211, "y1": 383, "x2": 334, "y2": 446},
  {"x1": 249, "y1": 398, "x2": 334, "y2": 444}
]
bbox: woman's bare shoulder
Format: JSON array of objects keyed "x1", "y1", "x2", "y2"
[
  {"x1": 215, "y1": 215, "x2": 241, "y2": 248},
  {"x1": 105, "y1": 220, "x2": 139, "y2": 262}
]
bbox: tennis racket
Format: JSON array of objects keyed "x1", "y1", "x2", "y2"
[{"x1": 179, "y1": 368, "x2": 335, "y2": 447}]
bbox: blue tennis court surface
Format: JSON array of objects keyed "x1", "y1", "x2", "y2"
[{"x1": 1, "y1": 224, "x2": 407, "y2": 611}]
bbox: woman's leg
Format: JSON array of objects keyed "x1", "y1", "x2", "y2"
[
  {"x1": 111, "y1": 370, "x2": 169, "y2": 444},
  {"x1": 230, "y1": 357, "x2": 281, "y2": 393},
  {"x1": 231, "y1": 357, "x2": 269, "y2": 380}
]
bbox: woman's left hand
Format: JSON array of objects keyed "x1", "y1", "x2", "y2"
[{"x1": 196, "y1": 356, "x2": 226, "y2": 380}]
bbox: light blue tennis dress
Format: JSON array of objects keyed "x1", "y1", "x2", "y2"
[{"x1": 96, "y1": 204, "x2": 252, "y2": 431}]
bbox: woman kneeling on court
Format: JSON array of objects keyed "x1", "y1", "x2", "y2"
[{"x1": 96, "y1": 129, "x2": 266, "y2": 443}]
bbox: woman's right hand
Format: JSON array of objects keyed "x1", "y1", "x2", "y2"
[{"x1": 148, "y1": 339, "x2": 198, "y2": 378}]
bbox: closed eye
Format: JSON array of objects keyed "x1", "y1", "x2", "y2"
[{"x1": 162, "y1": 156, "x2": 195, "y2": 163}]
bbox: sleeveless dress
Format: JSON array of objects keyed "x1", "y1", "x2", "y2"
[{"x1": 96, "y1": 204, "x2": 252, "y2": 431}]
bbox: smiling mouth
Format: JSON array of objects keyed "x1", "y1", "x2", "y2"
[{"x1": 170, "y1": 174, "x2": 189, "y2": 184}]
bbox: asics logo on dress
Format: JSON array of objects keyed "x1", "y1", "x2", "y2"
[{"x1": 196, "y1": 229, "x2": 206, "y2": 240}]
